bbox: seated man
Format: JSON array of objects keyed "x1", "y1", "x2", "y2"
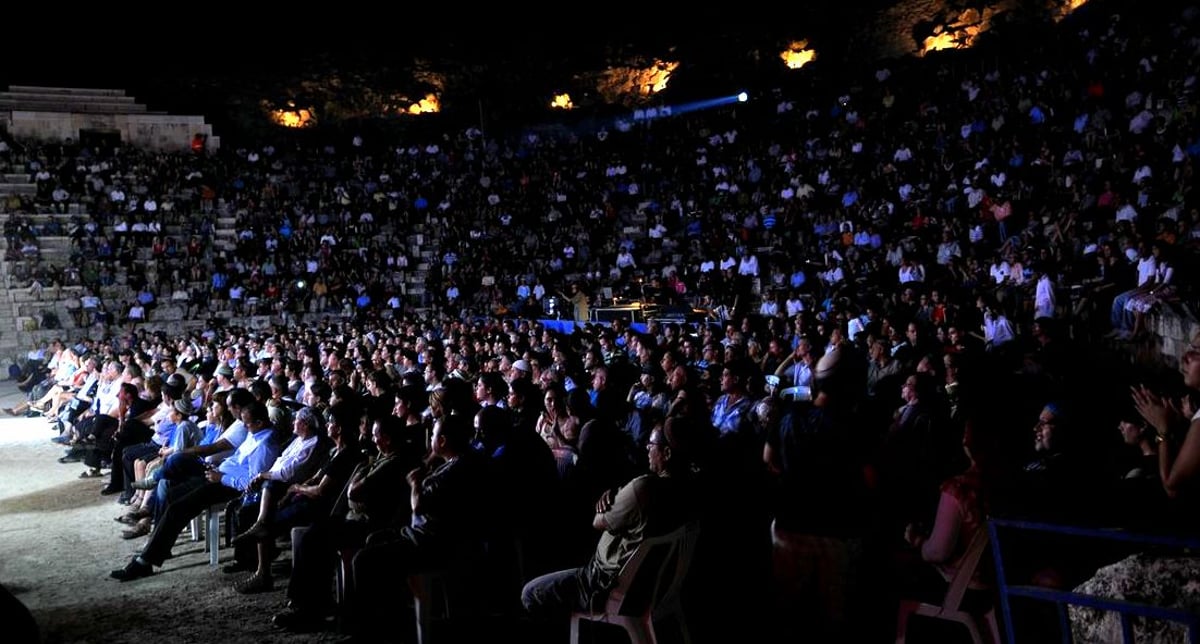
[
  {"x1": 110, "y1": 402, "x2": 280, "y2": 581},
  {"x1": 271, "y1": 413, "x2": 419, "y2": 633},
  {"x1": 225, "y1": 406, "x2": 331, "y2": 594},
  {"x1": 343, "y1": 413, "x2": 490, "y2": 637},
  {"x1": 521, "y1": 419, "x2": 697, "y2": 620},
  {"x1": 146, "y1": 388, "x2": 256, "y2": 524}
]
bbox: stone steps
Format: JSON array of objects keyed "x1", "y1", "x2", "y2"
[
  {"x1": 0, "y1": 183, "x2": 36, "y2": 195},
  {"x1": 6, "y1": 85, "x2": 129, "y2": 97},
  {"x1": 0, "y1": 100, "x2": 153, "y2": 115},
  {"x1": 0, "y1": 87, "x2": 149, "y2": 116}
]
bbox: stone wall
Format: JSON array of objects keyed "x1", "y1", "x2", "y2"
[
  {"x1": 1150, "y1": 303, "x2": 1200, "y2": 370},
  {"x1": 6, "y1": 111, "x2": 218, "y2": 153}
]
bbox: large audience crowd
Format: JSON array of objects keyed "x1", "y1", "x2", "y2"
[{"x1": 3, "y1": 2, "x2": 1200, "y2": 642}]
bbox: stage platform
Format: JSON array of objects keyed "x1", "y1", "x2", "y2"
[{"x1": 535, "y1": 319, "x2": 648, "y2": 335}]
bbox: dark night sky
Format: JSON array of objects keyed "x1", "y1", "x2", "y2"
[{"x1": 4, "y1": 5, "x2": 880, "y2": 88}]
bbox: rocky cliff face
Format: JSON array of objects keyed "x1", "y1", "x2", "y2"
[{"x1": 148, "y1": 0, "x2": 1101, "y2": 138}]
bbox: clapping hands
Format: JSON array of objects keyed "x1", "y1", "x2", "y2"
[{"x1": 1131, "y1": 385, "x2": 1184, "y2": 436}]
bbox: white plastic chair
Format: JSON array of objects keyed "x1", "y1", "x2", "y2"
[
  {"x1": 894, "y1": 529, "x2": 1001, "y2": 644},
  {"x1": 779, "y1": 385, "x2": 812, "y2": 401},
  {"x1": 570, "y1": 520, "x2": 700, "y2": 644}
]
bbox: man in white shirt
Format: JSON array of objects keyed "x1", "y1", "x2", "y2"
[
  {"x1": 738, "y1": 251, "x2": 759, "y2": 277},
  {"x1": 935, "y1": 230, "x2": 961, "y2": 266},
  {"x1": 128, "y1": 302, "x2": 146, "y2": 324},
  {"x1": 616, "y1": 249, "x2": 637, "y2": 272},
  {"x1": 759, "y1": 295, "x2": 779, "y2": 317},
  {"x1": 898, "y1": 258, "x2": 925, "y2": 285},
  {"x1": 785, "y1": 292, "x2": 806, "y2": 318},
  {"x1": 719, "y1": 253, "x2": 737, "y2": 272},
  {"x1": 1107, "y1": 243, "x2": 1157, "y2": 338},
  {"x1": 1034, "y1": 269, "x2": 1056, "y2": 319},
  {"x1": 112, "y1": 402, "x2": 281, "y2": 580}
]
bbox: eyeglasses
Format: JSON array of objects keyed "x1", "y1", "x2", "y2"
[
  {"x1": 1035, "y1": 418, "x2": 1056, "y2": 429},
  {"x1": 1185, "y1": 344, "x2": 1200, "y2": 359}
]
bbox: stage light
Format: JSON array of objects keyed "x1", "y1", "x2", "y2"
[{"x1": 737, "y1": 92, "x2": 749, "y2": 103}]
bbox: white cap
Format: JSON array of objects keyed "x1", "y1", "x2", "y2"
[{"x1": 511, "y1": 359, "x2": 531, "y2": 373}]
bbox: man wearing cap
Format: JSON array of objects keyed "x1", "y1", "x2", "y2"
[
  {"x1": 509, "y1": 358, "x2": 532, "y2": 384},
  {"x1": 522, "y1": 419, "x2": 697, "y2": 619},
  {"x1": 214, "y1": 362, "x2": 236, "y2": 393}
]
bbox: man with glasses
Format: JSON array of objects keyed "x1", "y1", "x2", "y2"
[{"x1": 521, "y1": 420, "x2": 697, "y2": 619}]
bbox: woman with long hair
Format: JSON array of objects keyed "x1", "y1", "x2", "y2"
[{"x1": 897, "y1": 411, "x2": 1006, "y2": 612}]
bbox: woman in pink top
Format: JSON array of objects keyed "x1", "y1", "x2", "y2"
[{"x1": 896, "y1": 416, "x2": 1004, "y2": 607}]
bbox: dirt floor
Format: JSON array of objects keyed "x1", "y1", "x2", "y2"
[{"x1": 0, "y1": 381, "x2": 346, "y2": 644}]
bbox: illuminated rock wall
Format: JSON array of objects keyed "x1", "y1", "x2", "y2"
[{"x1": 860, "y1": 0, "x2": 1088, "y2": 59}]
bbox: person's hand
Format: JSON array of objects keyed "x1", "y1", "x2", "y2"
[
  {"x1": 595, "y1": 487, "x2": 616, "y2": 514},
  {"x1": 205, "y1": 468, "x2": 223, "y2": 484},
  {"x1": 1131, "y1": 385, "x2": 1183, "y2": 436},
  {"x1": 406, "y1": 465, "x2": 426, "y2": 488},
  {"x1": 904, "y1": 523, "x2": 924, "y2": 548}
]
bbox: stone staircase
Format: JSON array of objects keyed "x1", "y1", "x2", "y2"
[
  {"x1": 0, "y1": 86, "x2": 159, "y2": 115},
  {"x1": 0, "y1": 206, "x2": 241, "y2": 360},
  {"x1": 398, "y1": 213, "x2": 444, "y2": 311},
  {"x1": 0, "y1": 172, "x2": 36, "y2": 199}
]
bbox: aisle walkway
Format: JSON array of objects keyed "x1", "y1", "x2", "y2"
[{"x1": 0, "y1": 380, "x2": 342, "y2": 644}]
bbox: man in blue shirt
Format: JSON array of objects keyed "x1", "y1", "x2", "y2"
[
  {"x1": 136, "y1": 285, "x2": 156, "y2": 311},
  {"x1": 111, "y1": 402, "x2": 281, "y2": 581}
]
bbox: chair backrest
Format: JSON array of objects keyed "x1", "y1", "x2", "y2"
[
  {"x1": 604, "y1": 520, "x2": 701, "y2": 618},
  {"x1": 940, "y1": 527, "x2": 991, "y2": 612}
]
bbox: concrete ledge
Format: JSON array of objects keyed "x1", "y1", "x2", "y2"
[
  {"x1": 7, "y1": 86, "x2": 129, "y2": 97},
  {"x1": 5, "y1": 109, "x2": 217, "y2": 153},
  {"x1": 0, "y1": 101, "x2": 148, "y2": 115},
  {"x1": 1150, "y1": 303, "x2": 1200, "y2": 369}
]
